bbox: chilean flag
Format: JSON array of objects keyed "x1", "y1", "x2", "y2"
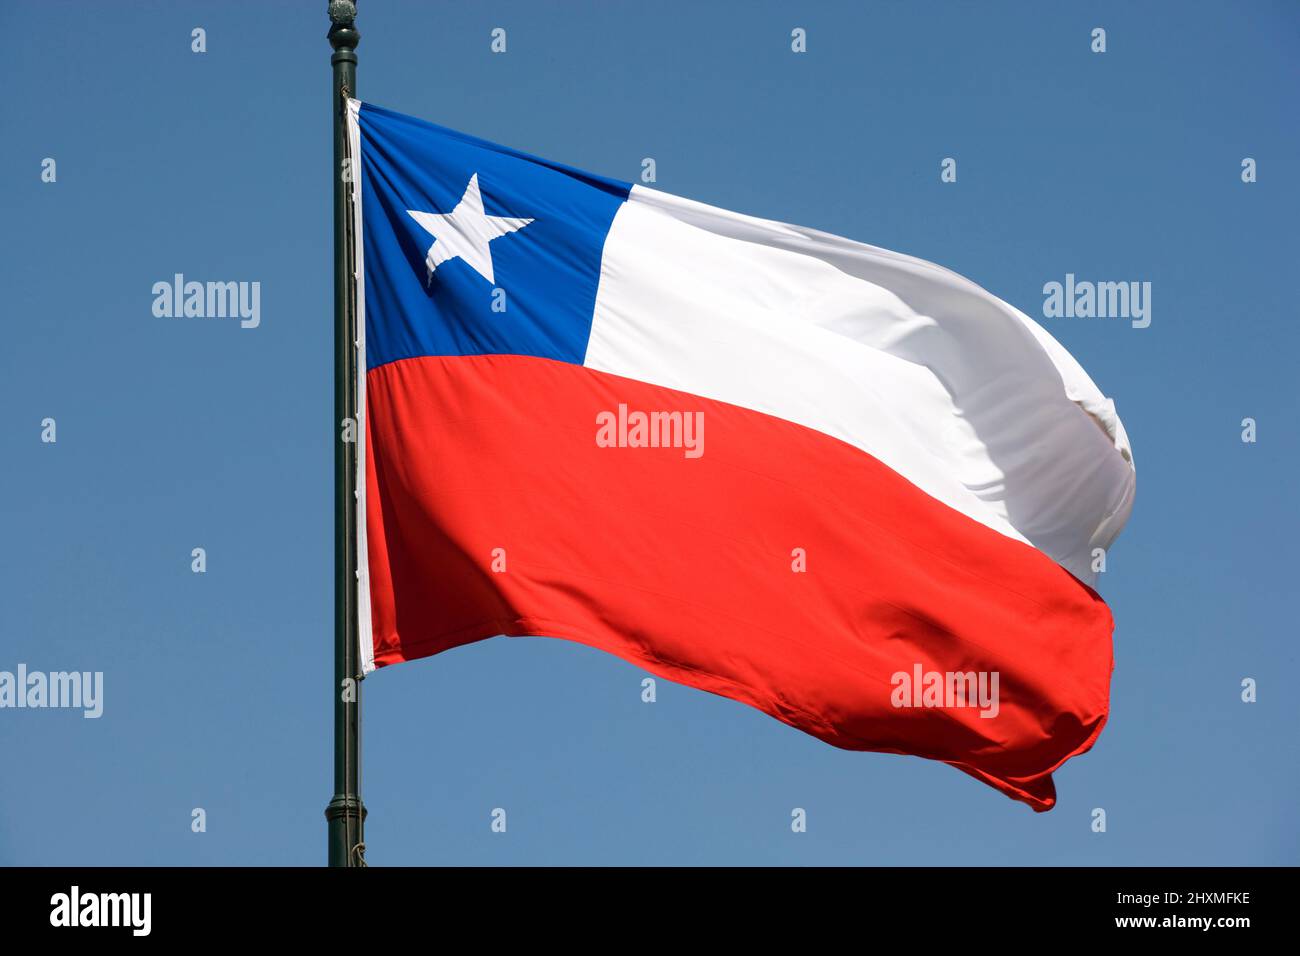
[{"x1": 346, "y1": 101, "x2": 1136, "y2": 811}]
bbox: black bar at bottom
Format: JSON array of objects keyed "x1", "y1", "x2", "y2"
[{"x1": 0, "y1": 865, "x2": 1284, "y2": 939}]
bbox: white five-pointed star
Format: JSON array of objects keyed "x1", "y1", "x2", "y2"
[{"x1": 406, "y1": 173, "x2": 533, "y2": 286}]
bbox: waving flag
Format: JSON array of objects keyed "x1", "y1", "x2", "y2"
[{"x1": 346, "y1": 100, "x2": 1136, "y2": 811}]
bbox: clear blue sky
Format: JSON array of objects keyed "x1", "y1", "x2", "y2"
[{"x1": 3, "y1": 0, "x2": 1296, "y2": 865}]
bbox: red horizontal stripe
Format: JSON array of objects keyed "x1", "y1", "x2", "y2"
[{"x1": 365, "y1": 354, "x2": 1113, "y2": 810}]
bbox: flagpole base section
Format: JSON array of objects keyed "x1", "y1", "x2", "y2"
[{"x1": 325, "y1": 796, "x2": 368, "y2": 867}]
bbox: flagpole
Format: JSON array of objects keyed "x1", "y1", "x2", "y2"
[{"x1": 325, "y1": 0, "x2": 366, "y2": 868}]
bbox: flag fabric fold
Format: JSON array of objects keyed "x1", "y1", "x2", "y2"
[{"x1": 347, "y1": 100, "x2": 1136, "y2": 811}]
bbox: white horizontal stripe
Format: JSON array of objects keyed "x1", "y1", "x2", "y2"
[{"x1": 583, "y1": 185, "x2": 1135, "y2": 584}]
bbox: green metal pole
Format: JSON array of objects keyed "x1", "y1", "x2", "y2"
[{"x1": 325, "y1": 0, "x2": 366, "y2": 868}]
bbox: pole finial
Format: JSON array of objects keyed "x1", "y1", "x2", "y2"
[
  {"x1": 328, "y1": 0, "x2": 356, "y2": 24},
  {"x1": 328, "y1": 1, "x2": 359, "y2": 52}
]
